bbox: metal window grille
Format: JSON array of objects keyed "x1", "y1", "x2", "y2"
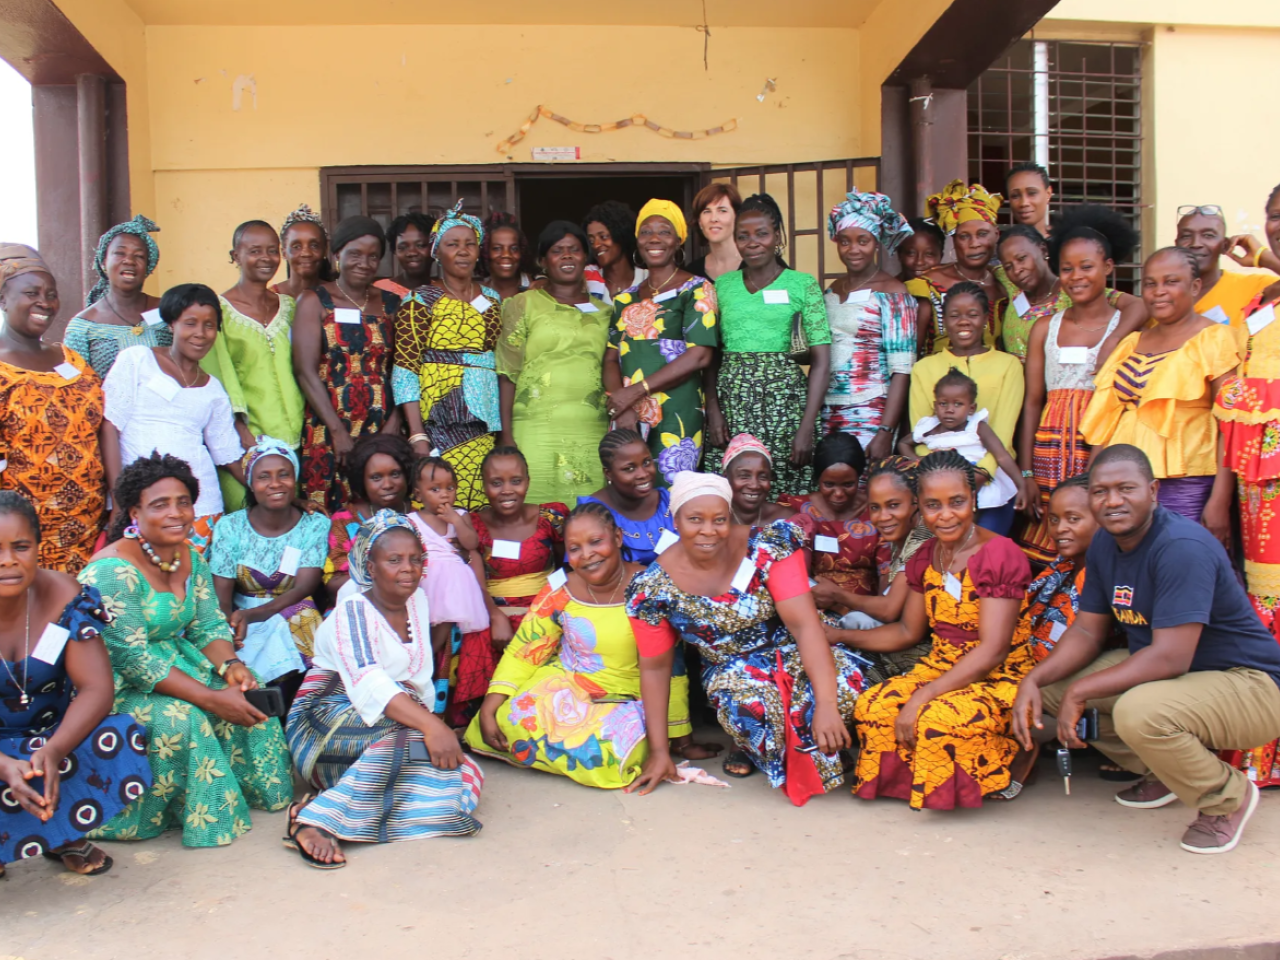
[{"x1": 968, "y1": 40, "x2": 1144, "y2": 289}]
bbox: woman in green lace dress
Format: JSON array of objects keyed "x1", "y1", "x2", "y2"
[
  {"x1": 79, "y1": 453, "x2": 292, "y2": 848},
  {"x1": 497, "y1": 221, "x2": 611, "y2": 504}
]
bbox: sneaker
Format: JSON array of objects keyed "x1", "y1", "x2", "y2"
[
  {"x1": 1114, "y1": 777, "x2": 1178, "y2": 808},
  {"x1": 1180, "y1": 781, "x2": 1261, "y2": 855}
]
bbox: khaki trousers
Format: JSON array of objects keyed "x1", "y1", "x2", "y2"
[{"x1": 1041, "y1": 650, "x2": 1280, "y2": 815}]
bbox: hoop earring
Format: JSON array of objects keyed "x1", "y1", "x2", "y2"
[
  {"x1": 123, "y1": 524, "x2": 140, "y2": 540},
  {"x1": 675, "y1": 247, "x2": 687, "y2": 267}
]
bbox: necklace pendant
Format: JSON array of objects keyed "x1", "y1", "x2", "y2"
[
  {"x1": 132, "y1": 324, "x2": 144, "y2": 335},
  {"x1": 19, "y1": 692, "x2": 30, "y2": 708}
]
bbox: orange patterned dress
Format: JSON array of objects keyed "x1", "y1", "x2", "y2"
[
  {"x1": 854, "y1": 535, "x2": 1034, "y2": 809},
  {"x1": 0, "y1": 346, "x2": 105, "y2": 572}
]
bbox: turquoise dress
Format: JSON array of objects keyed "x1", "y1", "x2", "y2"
[{"x1": 63, "y1": 316, "x2": 172, "y2": 380}]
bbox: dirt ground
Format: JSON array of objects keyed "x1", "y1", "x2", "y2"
[{"x1": 3, "y1": 735, "x2": 1278, "y2": 960}]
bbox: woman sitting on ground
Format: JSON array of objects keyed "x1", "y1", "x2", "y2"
[
  {"x1": 466, "y1": 502, "x2": 686, "y2": 787},
  {"x1": 0, "y1": 492, "x2": 151, "y2": 878},
  {"x1": 626, "y1": 472, "x2": 865, "y2": 805},
  {"x1": 847, "y1": 450, "x2": 1036, "y2": 809},
  {"x1": 720, "y1": 433, "x2": 795, "y2": 528},
  {"x1": 286, "y1": 511, "x2": 484, "y2": 869},
  {"x1": 79, "y1": 453, "x2": 292, "y2": 848}
]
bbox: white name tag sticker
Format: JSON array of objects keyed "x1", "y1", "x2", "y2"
[
  {"x1": 844, "y1": 289, "x2": 872, "y2": 305},
  {"x1": 53, "y1": 362, "x2": 80, "y2": 381},
  {"x1": 278, "y1": 545, "x2": 302, "y2": 577},
  {"x1": 574, "y1": 302, "x2": 598, "y2": 313},
  {"x1": 31, "y1": 623, "x2": 71, "y2": 665},
  {"x1": 547, "y1": 568, "x2": 568, "y2": 590},
  {"x1": 1013, "y1": 292, "x2": 1031, "y2": 317},
  {"x1": 762, "y1": 289, "x2": 790, "y2": 305},
  {"x1": 654, "y1": 529, "x2": 680, "y2": 555},
  {"x1": 1203, "y1": 305, "x2": 1230, "y2": 326},
  {"x1": 1057, "y1": 346, "x2": 1090, "y2": 365},
  {"x1": 809, "y1": 578, "x2": 819, "y2": 588},
  {"x1": 1247, "y1": 304, "x2": 1276, "y2": 337},
  {"x1": 730, "y1": 557, "x2": 757, "y2": 593},
  {"x1": 814, "y1": 534, "x2": 840, "y2": 554},
  {"x1": 141, "y1": 308, "x2": 164, "y2": 326},
  {"x1": 469, "y1": 294, "x2": 493, "y2": 313},
  {"x1": 491, "y1": 539, "x2": 522, "y2": 561},
  {"x1": 944, "y1": 571, "x2": 964, "y2": 600},
  {"x1": 653, "y1": 289, "x2": 678, "y2": 303},
  {"x1": 334, "y1": 308, "x2": 362, "y2": 325},
  {"x1": 1049, "y1": 620, "x2": 1069, "y2": 643},
  {"x1": 147, "y1": 374, "x2": 180, "y2": 401},
  {"x1": 0, "y1": 459, "x2": 6, "y2": 473}
]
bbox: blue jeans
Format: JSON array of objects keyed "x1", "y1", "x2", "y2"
[{"x1": 976, "y1": 500, "x2": 1016, "y2": 536}]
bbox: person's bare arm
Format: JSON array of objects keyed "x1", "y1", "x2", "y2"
[
  {"x1": 792, "y1": 344, "x2": 830, "y2": 467},
  {"x1": 1019, "y1": 318, "x2": 1050, "y2": 478},
  {"x1": 291, "y1": 291, "x2": 354, "y2": 463},
  {"x1": 1011, "y1": 609, "x2": 1111, "y2": 750},
  {"x1": 627, "y1": 646, "x2": 679, "y2": 795},
  {"x1": 975, "y1": 419, "x2": 1033, "y2": 512},
  {"x1": 843, "y1": 571, "x2": 912, "y2": 622},
  {"x1": 828, "y1": 584, "x2": 929, "y2": 651},
  {"x1": 1097, "y1": 293, "x2": 1148, "y2": 364},
  {"x1": 382, "y1": 691, "x2": 464, "y2": 769},
  {"x1": 498, "y1": 376, "x2": 516, "y2": 448},
  {"x1": 868, "y1": 373, "x2": 909, "y2": 461},
  {"x1": 703, "y1": 350, "x2": 726, "y2": 449}
]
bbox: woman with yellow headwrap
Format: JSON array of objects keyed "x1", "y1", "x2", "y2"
[
  {"x1": 907, "y1": 180, "x2": 1009, "y2": 354},
  {"x1": 603, "y1": 199, "x2": 720, "y2": 485}
]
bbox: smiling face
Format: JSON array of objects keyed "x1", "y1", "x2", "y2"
[
  {"x1": 565, "y1": 513, "x2": 624, "y2": 587},
  {"x1": 436, "y1": 225, "x2": 479, "y2": 282},
  {"x1": 1141, "y1": 250, "x2": 1201, "y2": 325},
  {"x1": 0, "y1": 271, "x2": 59, "y2": 338},
  {"x1": 953, "y1": 220, "x2": 998, "y2": 268},
  {"x1": 726, "y1": 452, "x2": 772, "y2": 518},
  {"x1": 486, "y1": 226, "x2": 522, "y2": 281},
  {"x1": 1058, "y1": 237, "x2": 1112, "y2": 307},
  {"x1": 585, "y1": 221, "x2": 622, "y2": 270},
  {"x1": 734, "y1": 211, "x2": 778, "y2": 271},
  {"x1": 482, "y1": 454, "x2": 529, "y2": 518},
  {"x1": 1089, "y1": 459, "x2": 1158, "y2": 541},
  {"x1": 363, "y1": 453, "x2": 407, "y2": 510},
  {"x1": 541, "y1": 234, "x2": 588, "y2": 286},
  {"x1": 817, "y1": 463, "x2": 861, "y2": 513},
  {"x1": 836, "y1": 224, "x2": 878, "y2": 274},
  {"x1": 1048, "y1": 485, "x2": 1097, "y2": 561},
  {"x1": 933, "y1": 383, "x2": 977, "y2": 432},
  {"x1": 999, "y1": 234, "x2": 1051, "y2": 293},
  {"x1": 415, "y1": 465, "x2": 457, "y2": 514},
  {"x1": 898, "y1": 232, "x2": 942, "y2": 281},
  {"x1": 368, "y1": 527, "x2": 425, "y2": 603},
  {"x1": 170, "y1": 302, "x2": 220, "y2": 362},
  {"x1": 131, "y1": 477, "x2": 195, "y2": 548},
  {"x1": 0, "y1": 511, "x2": 38, "y2": 599},
  {"x1": 233, "y1": 225, "x2": 281, "y2": 285},
  {"x1": 249, "y1": 454, "x2": 296, "y2": 512},
  {"x1": 1174, "y1": 212, "x2": 1228, "y2": 277},
  {"x1": 603, "y1": 441, "x2": 656, "y2": 500},
  {"x1": 699, "y1": 197, "x2": 735, "y2": 246},
  {"x1": 106, "y1": 234, "x2": 149, "y2": 294},
  {"x1": 636, "y1": 216, "x2": 679, "y2": 270},
  {"x1": 673, "y1": 494, "x2": 732, "y2": 559},
  {"x1": 942, "y1": 291, "x2": 985, "y2": 351},
  {"x1": 394, "y1": 224, "x2": 431, "y2": 280},
  {"x1": 917, "y1": 469, "x2": 975, "y2": 543},
  {"x1": 1007, "y1": 171, "x2": 1053, "y2": 228},
  {"x1": 866, "y1": 473, "x2": 916, "y2": 545},
  {"x1": 283, "y1": 222, "x2": 327, "y2": 282},
  {"x1": 335, "y1": 234, "x2": 383, "y2": 287}
]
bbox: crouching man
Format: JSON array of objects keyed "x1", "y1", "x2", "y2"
[{"x1": 1012, "y1": 444, "x2": 1280, "y2": 854}]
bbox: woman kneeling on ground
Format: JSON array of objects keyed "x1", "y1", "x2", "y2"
[
  {"x1": 625, "y1": 471, "x2": 865, "y2": 805},
  {"x1": 286, "y1": 511, "x2": 484, "y2": 869}
]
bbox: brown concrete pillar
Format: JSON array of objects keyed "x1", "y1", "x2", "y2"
[
  {"x1": 76, "y1": 73, "x2": 107, "y2": 300},
  {"x1": 909, "y1": 76, "x2": 934, "y2": 217}
]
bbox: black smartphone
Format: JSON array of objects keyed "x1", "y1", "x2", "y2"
[
  {"x1": 244, "y1": 686, "x2": 286, "y2": 718},
  {"x1": 407, "y1": 740, "x2": 429, "y2": 761},
  {"x1": 1075, "y1": 707, "x2": 1099, "y2": 742}
]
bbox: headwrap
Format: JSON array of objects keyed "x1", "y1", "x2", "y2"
[
  {"x1": 86, "y1": 214, "x2": 160, "y2": 306},
  {"x1": 280, "y1": 203, "x2": 326, "y2": 240},
  {"x1": 0, "y1": 243, "x2": 52, "y2": 289},
  {"x1": 669, "y1": 471, "x2": 732, "y2": 516},
  {"x1": 722, "y1": 433, "x2": 772, "y2": 470},
  {"x1": 240, "y1": 435, "x2": 300, "y2": 481},
  {"x1": 925, "y1": 180, "x2": 1002, "y2": 236},
  {"x1": 431, "y1": 200, "x2": 485, "y2": 257},
  {"x1": 635, "y1": 199, "x2": 688, "y2": 243},
  {"x1": 827, "y1": 190, "x2": 914, "y2": 255},
  {"x1": 347, "y1": 509, "x2": 423, "y2": 591}
]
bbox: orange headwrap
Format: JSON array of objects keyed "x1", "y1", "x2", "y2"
[{"x1": 925, "y1": 180, "x2": 1002, "y2": 235}]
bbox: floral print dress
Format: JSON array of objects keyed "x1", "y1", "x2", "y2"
[
  {"x1": 609, "y1": 277, "x2": 719, "y2": 484},
  {"x1": 79, "y1": 550, "x2": 293, "y2": 847}
]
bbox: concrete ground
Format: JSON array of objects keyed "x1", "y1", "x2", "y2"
[{"x1": 3, "y1": 733, "x2": 1279, "y2": 960}]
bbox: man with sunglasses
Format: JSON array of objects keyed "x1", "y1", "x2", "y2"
[{"x1": 1174, "y1": 203, "x2": 1275, "y2": 339}]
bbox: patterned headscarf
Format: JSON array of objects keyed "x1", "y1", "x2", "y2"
[
  {"x1": 0, "y1": 243, "x2": 52, "y2": 289},
  {"x1": 827, "y1": 191, "x2": 914, "y2": 255},
  {"x1": 635, "y1": 199, "x2": 688, "y2": 243},
  {"x1": 430, "y1": 200, "x2": 485, "y2": 258},
  {"x1": 86, "y1": 215, "x2": 160, "y2": 306},
  {"x1": 348, "y1": 509, "x2": 423, "y2": 591},
  {"x1": 280, "y1": 203, "x2": 326, "y2": 241},
  {"x1": 723, "y1": 433, "x2": 772, "y2": 469},
  {"x1": 670, "y1": 471, "x2": 732, "y2": 515},
  {"x1": 240, "y1": 436, "x2": 300, "y2": 481},
  {"x1": 925, "y1": 180, "x2": 1002, "y2": 236}
]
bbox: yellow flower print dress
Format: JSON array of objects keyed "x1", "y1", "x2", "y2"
[
  {"x1": 78, "y1": 549, "x2": 293, "y2": 847},
  {"x1": 608, "y1": 276, "x2": 720, "y2": 484}
]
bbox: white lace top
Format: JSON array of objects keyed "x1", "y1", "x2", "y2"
[
  {"x1": 1044, "y1": 309, "x2": 1121, "y2": 392},
  {"x1": 103, "y1": 346, "x2": 245, "y2": 518}
]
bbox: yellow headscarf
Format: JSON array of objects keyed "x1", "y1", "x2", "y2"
[
  {"x1": 925, "y1": 180, "x2": 1002, "y2": 235},
  {"x1": 635, "y1": 199, "x2": 688, "y2": 243}
]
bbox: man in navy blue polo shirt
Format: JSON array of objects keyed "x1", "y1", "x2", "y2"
[{"x1": 1013, "y1": 445, "x2": 1280, "y2": 854}]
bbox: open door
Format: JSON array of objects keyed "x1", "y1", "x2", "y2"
[{"x1": 701, "y1": 159, "x2": 881, "y2": 287}]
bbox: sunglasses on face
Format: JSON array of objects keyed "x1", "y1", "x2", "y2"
[{"x1": 1177, "y1": 204, "x2": 1224, "y2": 219}]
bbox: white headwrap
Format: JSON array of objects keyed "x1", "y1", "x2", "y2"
[{"x1": 669, "y1": 471, "x2": 733, "y2": 516}]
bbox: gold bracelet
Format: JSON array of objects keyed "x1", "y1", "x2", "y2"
[
  {"x1": 408, "y1": 433, "x2": 430, "y2": 445},
  {"x1": 640, "y1": 377, "x2": 651, "y2": 396},
  {"x1": 1254, "y1": 247, "x2": 1267, "y2": 268}
]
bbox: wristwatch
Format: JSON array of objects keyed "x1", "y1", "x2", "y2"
[
  {"x1": 217, "y1": 657, "x2": 244, "y2": 679},
  {"x1": 1021, "y1": 469, "x2": 1035, "y2": 479}
]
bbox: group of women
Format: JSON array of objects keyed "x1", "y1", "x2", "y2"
[{"x1": 3, "y1": 165, "x2": 1280, "y2": 875}]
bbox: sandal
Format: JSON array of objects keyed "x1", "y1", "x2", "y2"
[
  {"x1": 989, "y1": 747, "x2": 1039, "y2": 801},
  {"x1": 43, "y1": 840, "x2": 113, "y2": 876},
  {"x1": 721, "y1": 749, "x2": 756, "y2": 779},
  {"x1": 283, "y1": 798, "x2": 346, "y2": 870}
]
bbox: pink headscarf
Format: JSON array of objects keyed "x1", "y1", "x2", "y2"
[{"x1": 722, "y1": 433, "x2": 772, "y2": 471}]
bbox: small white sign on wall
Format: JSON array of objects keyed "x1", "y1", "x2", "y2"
[{"x1": 532, "y1": 146, "x2": 581, "y2": 162}]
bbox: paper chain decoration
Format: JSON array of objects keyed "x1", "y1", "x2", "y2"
[{"x1": 497, "y1": 105, "x2": 739, "y2": 154}]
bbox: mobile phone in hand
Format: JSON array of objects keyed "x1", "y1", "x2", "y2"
[{"x1": 244, "y1": 686, "x2": 286, "y2": 718}]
